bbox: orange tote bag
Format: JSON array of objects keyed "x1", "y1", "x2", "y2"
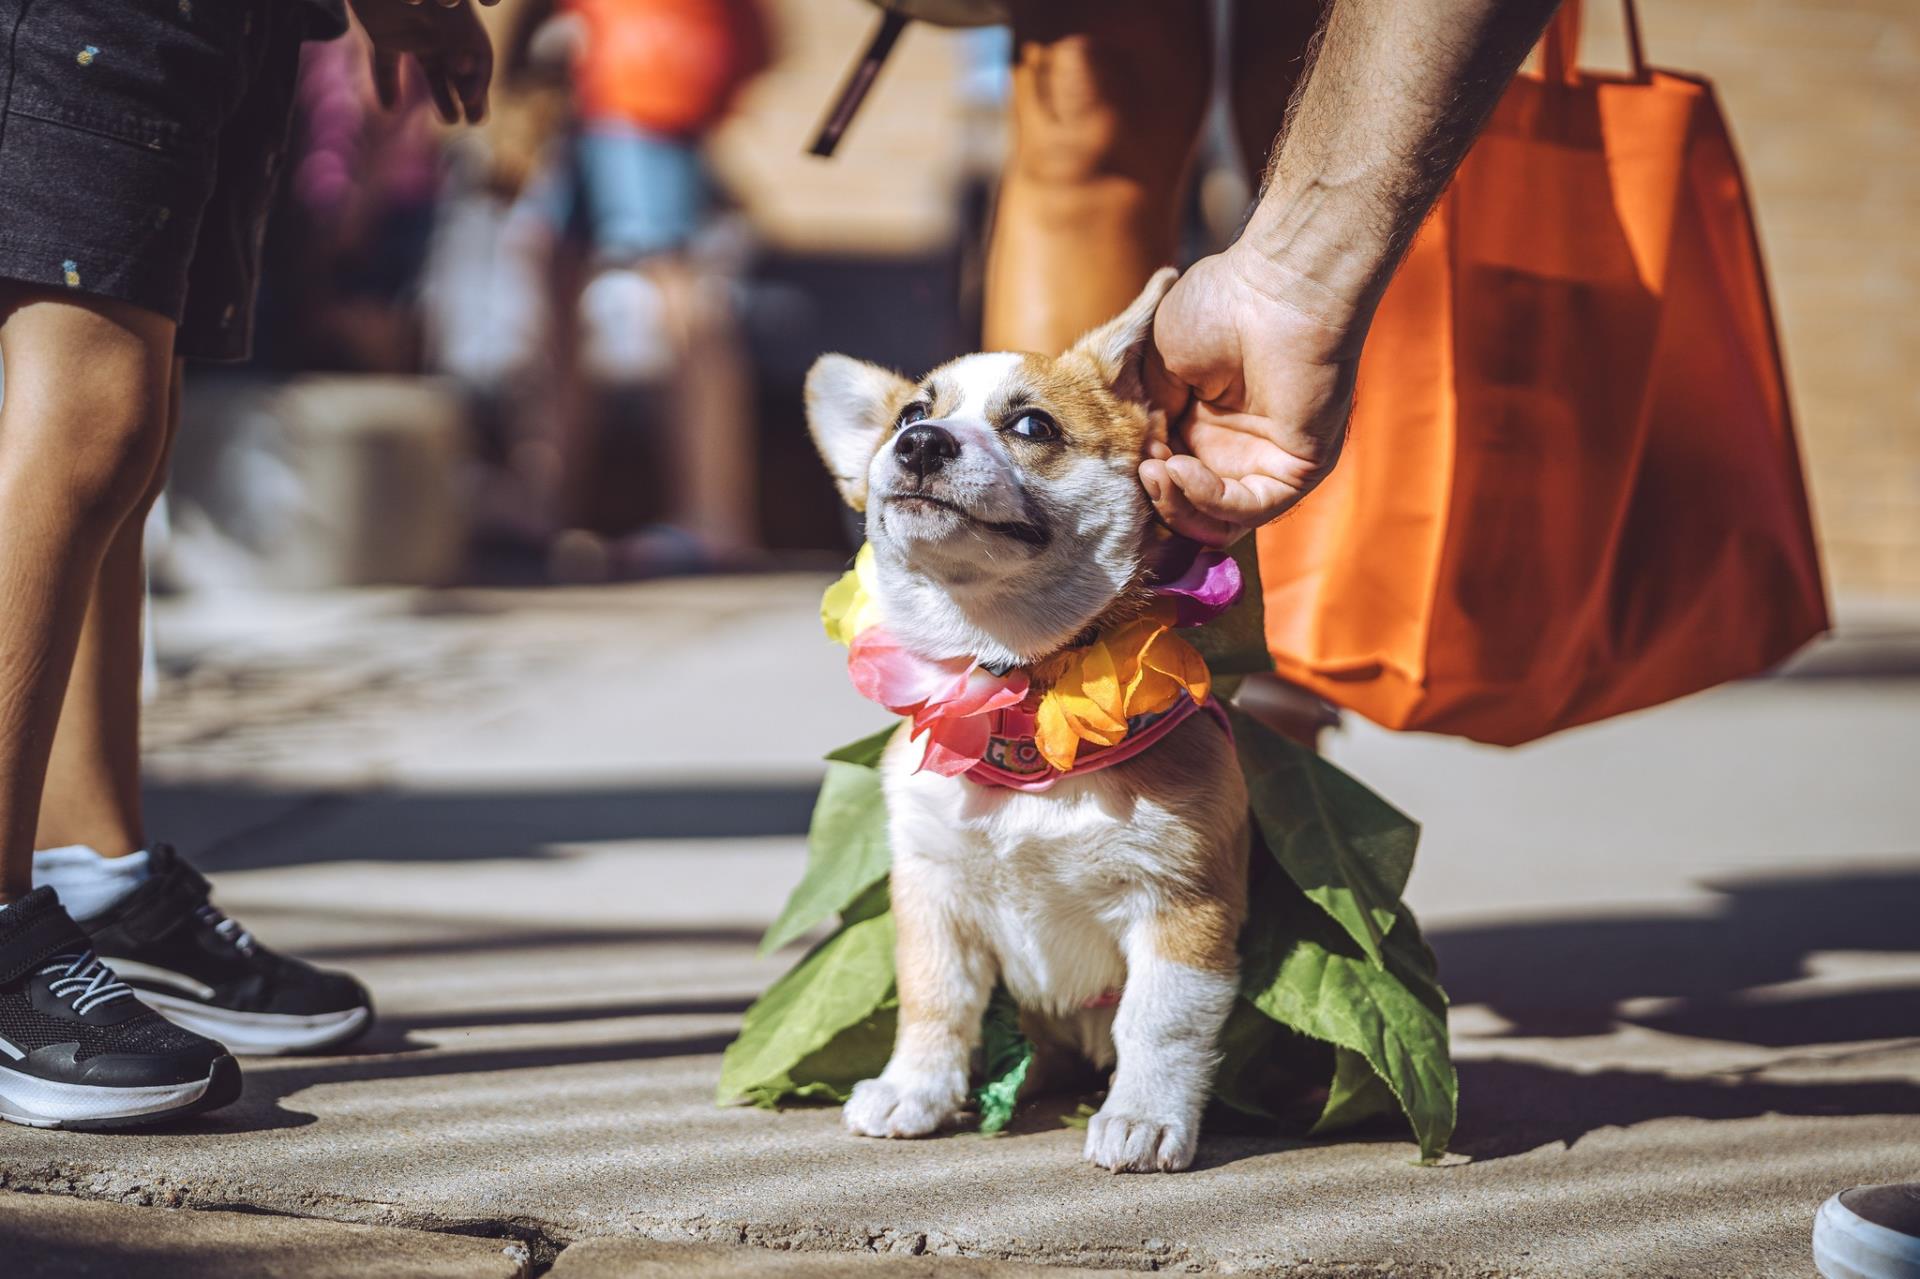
[{"x1": 1255, "y1": 0, "x2": 1827, "y2": 746}]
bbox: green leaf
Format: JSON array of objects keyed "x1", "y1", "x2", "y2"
[
  {"x1": 1233, "y1": 706, "x2": 1418, "y2": 965},
  {"x1": 839, "y1": 876, "x2": 891, "y2": 926},
  {"x1": 1058, "y1": 1102, "x2": 1098, "y2": 1131},
  {"x1": 719, "y1": 910, "x2": 898, "y2": 1107},
  {"x1": 778, "y1": 1000, "x2": 898, "y2": 1105},
  {"x1": 1381, "y1": 903, "x2": 1450, "y2": 1021},
  {"x1": 1310, "y1": 1047, "x2": 1398, "y2": 1135},
  {"x1": 973, "y1": 986, "x2": 1035, "y2": 1135},
  {"x1": 1237, "y1": 857, "x2": 1457, "y2": 1161},
  {"x1": 1207, "y1": 998, "x2": 1333, "y2": 1123},
  {"x1": 826, "y1": 724, "x2": 898, "y2": 767},
  {"x1": 758, "y1": 735, "x2": 896, "y2": 955}
]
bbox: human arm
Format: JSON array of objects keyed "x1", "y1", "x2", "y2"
[
  {"x1": 1143, "y1": 0, "x2": 1563, "y2": 544},
  {"x1": 346, "y1": 0, "x2": 500, "y2": 125}
]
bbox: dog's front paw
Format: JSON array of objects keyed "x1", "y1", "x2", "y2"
[
  {"x1": 1083, "y1": 1105, "x2": 1198, "y2": 1173},
  {"x1": 843, "y1": 1072, "x2": 966, "y2": 1139}
]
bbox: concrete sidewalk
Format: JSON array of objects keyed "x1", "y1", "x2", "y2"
[{"x1": 4, "y1": 576, "x2": 1918, "y2": 1276}]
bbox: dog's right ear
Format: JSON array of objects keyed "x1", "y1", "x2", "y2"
[
  {"x1": 805, "y1": 354, "x2": 912, "y2": 512},
  {"x1": 1066, "y1": 266, "x2": 1179, "y2": 402}
]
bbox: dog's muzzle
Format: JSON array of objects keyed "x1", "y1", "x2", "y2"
[{"x1": 894, "y1": 422, "x2": 960, "y2": 479}]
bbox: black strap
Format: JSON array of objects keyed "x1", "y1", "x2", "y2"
[
  {"x1": 0, "y1": 910, "x2": 89, "y2": 985},
  {"x1": 110, "y1": 865, "x2": 211, "y2": 947},
  {"x1": 808, "y1": 9, "x2": 911, "y2": 158}
]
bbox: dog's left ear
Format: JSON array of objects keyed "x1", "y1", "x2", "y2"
[
  {"x1": 1065, "y1": 266, "x2": 1179, "y2": 402},
  {"x1": 805, "y1": 354, "x2": 913, "y2": 512}
]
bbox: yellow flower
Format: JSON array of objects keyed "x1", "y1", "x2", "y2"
[
  {"x1": 821, "y1": 543, "x2": 885, "y2": 647},
  {"x1": 1033, "y1": 602, "x2": 1211, "y2": 771}
]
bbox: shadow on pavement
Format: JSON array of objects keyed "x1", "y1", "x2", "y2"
[
  {"x1": 261, "y1": 1029, "x2": 739, "y2": 1089},
  {"x1": 1451, "y1": 1058, "x2": 1920, "y2": 1160},
  {"x1": 1434, "y1": 863, "x2": 1920, "y2": 1160},
  {"x1": 216, "y1": 1029, "x2": 740, "y2": 1132},
  {"x1": 146, "y1": 779, "x2": 822, "y2": 870},
  {"x1": 380, "y1": 994, "x2": 754, "y2": 1033},
  {"x1": 294, "y1": 922, "x2": 766, "y2": 963},
  {"x1": 0, "y1": 1221, "x2": 292, "y2": 1279},
  {"x1": 1430, "y1": 865, "x2": 1920, "y2": 1041}
]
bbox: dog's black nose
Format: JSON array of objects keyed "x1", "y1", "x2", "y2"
[{"x1": 894, "y1": 422, "x2": 960, "y2": 479}]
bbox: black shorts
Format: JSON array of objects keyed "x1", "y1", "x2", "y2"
[{"x1": 0, "y1": 0, "x2": 321, "y2": 362}]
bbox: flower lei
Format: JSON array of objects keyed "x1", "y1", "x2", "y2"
[{"x1": 821, "y1": 543, "x2": 1242, "y2": 778}]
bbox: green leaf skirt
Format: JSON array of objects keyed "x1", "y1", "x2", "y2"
[{"x1": 719, "y1": 545, "x2": 1457, "y2": 1161}]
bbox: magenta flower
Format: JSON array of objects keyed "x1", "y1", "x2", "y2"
[{"x1": 1153, "y1": 545, "x2": 1244, "y2": 628}]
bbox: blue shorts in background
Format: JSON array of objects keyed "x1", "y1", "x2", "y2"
[{"x1": 572, "y1": 121, "x2": 711, "y2": 264}]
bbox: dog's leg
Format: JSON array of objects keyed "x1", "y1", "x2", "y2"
[
  {"x1": 1084, "y1": 898, "x2": 1240, "y2": 1172},
  {"x1": 844, "y1": 856, "x2": 994, "y2": 1139}
]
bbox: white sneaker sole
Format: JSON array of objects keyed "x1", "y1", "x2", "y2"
[
  {"x1": 138, "y1": 991, "x2": 372, "y2": 1057},
  {"x1": 1815, "y1": 1192, "x2": 1920, "y2": 1279},
  {"x1": 0, "y1": 1061, "x2": 218, "y2": 1129}
]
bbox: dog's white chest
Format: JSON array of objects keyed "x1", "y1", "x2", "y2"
[{"x1": 885, "y1": 761, "x2": 1184, "y2": 1016}]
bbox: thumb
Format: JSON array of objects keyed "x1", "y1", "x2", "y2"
[
  {"x1": 1167, "y1": 454, "x2": 1298, "y2": 530},
  {"x1": 1143, "y1": 456, "x2": 1243, "y2": 547}
]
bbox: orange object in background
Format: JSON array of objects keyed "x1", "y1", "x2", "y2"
[
  {"x1": 566, "y1": 0, "x2": 769, "y2": 135},
  {"x1": 1256, "y1": 0, "x2": 1828, "y2": 747}
]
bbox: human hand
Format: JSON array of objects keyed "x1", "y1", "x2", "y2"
[
  {"x1": 1141, "y1": 245, "x2": 1367, "y2": 546},
  {"x1": 348, "y1": 0, "x2": 498, "y2": 125}
]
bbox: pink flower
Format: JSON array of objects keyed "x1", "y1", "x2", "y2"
[{"x1": 847, "y1": 628, "x2": 1029, "y2": 776}]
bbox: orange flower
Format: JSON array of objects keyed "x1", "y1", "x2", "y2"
[{"x1": 1032, "y1": 602, "x2": 1211, "y2": 771}]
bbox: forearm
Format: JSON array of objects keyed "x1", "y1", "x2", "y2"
[{"x1": 1236, "y1": 0, "x2": 1561, "y2": 339}]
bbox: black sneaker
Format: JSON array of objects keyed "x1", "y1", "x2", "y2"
[
  {"x1": 1816, "y1": 1183, "x2": 1920, "y2": 1279},
  {"x1": 81, "y1": 845, "x2": 373, "y2": 1056},
  {"x1": 0, "y1": 888, "x2": 239, "y2": 1129}
]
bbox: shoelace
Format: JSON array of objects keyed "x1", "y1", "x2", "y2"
[
  {"x1": 39, "y1": 950, "x2": 137, "y2": 1015},
  {"x1": 194, "y1": 903, "x2": 257, "y2": 957}
]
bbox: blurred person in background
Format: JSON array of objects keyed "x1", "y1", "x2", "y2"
[
  {"x1": 418, "y1": 0, "x2": 579, "y2": 562},
  {"x1": 272, "y1": 30, "x2": 448, "y2": 373},
  {"x1": 495, "y1": 0, "x2": 770, "y2": 578},
  {"x1": 0, "y1": 0, "x2": 494, "y2": 1129}
]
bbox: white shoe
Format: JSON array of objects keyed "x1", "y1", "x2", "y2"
[{"x1": 1816, "y1": 1185, "x2": 1920, "y2": 1279}]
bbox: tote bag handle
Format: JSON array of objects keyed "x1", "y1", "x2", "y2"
[{"x1": 1541, "y1": 0, "x2": 1648, "y2": 84}]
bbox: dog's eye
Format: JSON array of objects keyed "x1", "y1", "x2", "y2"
[
  {"x1": 896, "y1": 403, "x2": 929, "y2": 433},
  {"x1": 1009, "y1": 412, "x2": 1060, "y2": 442}
]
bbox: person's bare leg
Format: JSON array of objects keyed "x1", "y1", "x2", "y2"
[
  {"x1": 0, "y1": 291, "x2": 175, "y2": 902},
  {"x1": 653, "y1": 258, "x2": 756, "y2": 554},
  {"x1": 34, "y1": 361, "x2": 184, "y2": 859},
  {"x1": 1227, "y1": 0, "x2": 1327, "y2": 186},
  {"x1": 984, "y1": 0, "x2": 1212, "y2": 354}
]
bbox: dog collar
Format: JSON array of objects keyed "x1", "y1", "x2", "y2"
[
  {"x1": 965, "y1": 694, "x2": 1232, "y2": 791},
  {"x1": 823, "y1": 541, "x2": 1244, "y2": 782}
]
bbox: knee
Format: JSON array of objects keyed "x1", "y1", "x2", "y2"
[
  {"x1": 6, "y1": 366, "x2": 169, "y2": 522},
  {"x1": 1006, "y1": 10, "x2": 1212, "y2": 207}
]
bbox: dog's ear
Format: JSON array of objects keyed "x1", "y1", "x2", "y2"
[
  {"x1": 805, "y1": 354, "x2": 913, "y2": 512},
  {"x1": 1065, "y1": 266, "x2": 1179, "y2": 401}
]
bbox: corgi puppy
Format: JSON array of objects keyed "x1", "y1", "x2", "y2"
[{"x1": 803, "y1": 270, "x2": 1249, "y2": 1173}]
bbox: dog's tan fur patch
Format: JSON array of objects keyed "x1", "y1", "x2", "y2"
[
  {"x1": 1150, "y1": 895, "x2": 1245, "y2": 975},
  {"x1": 1009, "y1": 353, "x2": 1156, "y2": 459}
]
